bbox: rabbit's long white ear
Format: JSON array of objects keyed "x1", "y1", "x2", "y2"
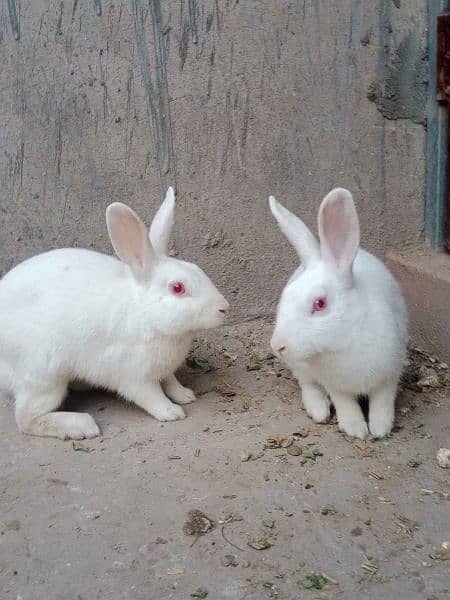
[
  {"x1": 106, "y1": 203, "x2": 155, "y2": 274},
  {"x1": 318, "y1": 188, "x2": 359, "y2": 283},
  {"x1": 269, "y1": 196, "x2": 320, "y2": 267},
  {"x1": 149, "y1": 187, "x2": 175, "y2": 256}
]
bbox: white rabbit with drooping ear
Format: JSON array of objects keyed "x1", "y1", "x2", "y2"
[
  {"x1": 0, "y1": 187, "x2": 229, "y2": 440},
  {"x1": 269, "y1": 188, "x2": 408, "y2": 440}
]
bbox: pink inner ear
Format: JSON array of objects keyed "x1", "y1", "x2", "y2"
[
  {"x1": 320, "y1": 196, "x2": 359, "y2": 272},
  {"x1": 107, "y1": 204, "x2": 149, "y2": 270}
]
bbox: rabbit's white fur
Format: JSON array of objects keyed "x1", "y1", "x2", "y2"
[
  {"x1": 0, "y1": 188, "x2": 229, "y2": 440},
  {"x1": 269, "y1": 188, "x2": 408, "y2": 440}
]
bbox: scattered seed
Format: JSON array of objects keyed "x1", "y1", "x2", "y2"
[
  {"x1": 361, "y1": 555, "x2": 378, "y2": 575},
  {"x1": 394, "y1": 517, "x2": 413, "y2": 535},
  {"x1": 368, "y1": 471, "x2": 384, "y2": 480},
  {"x1": 194, "y1": 448, "x2": 201, "y2": 457},
  {"x1": 168, "y1": 455, "x2": 181, "y2": 460},
  {"x1": 167, "y1": 566, "x2": 185, "y2": 576}
]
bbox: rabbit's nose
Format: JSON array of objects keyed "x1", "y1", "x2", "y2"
[
  {"x1": 270, "y1": 336, "x2": 286, "y2": 355},
  {"x1": 219, "y1": 306, "x2": 229, "y2": 316},
  {"x1": 277, "y1": 345, "x2": 286, "y2": 353}
]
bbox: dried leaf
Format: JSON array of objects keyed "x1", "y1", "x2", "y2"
[
  {"x1": 183, "y1": 510, "x2": 214, "y2": 536},
  {"x1": 72, "y1": 441, "x2": 91, "y2": 453},
  {"x1": 191, "y1": 587, "x2": 208, "y2": 598},
  {"x1": 297, "y1": 574, "x2": 327, "y2": 590},
  {"x1": 240, "y1": 450, "x2": 251, "y2": 462},
  {"x1": 407, "y1": 456, "x2": 423, "y2": 468},
  {"x1": 246, "y1": 362, "x2": 262, "y2": 371},
  {"x1": 155, "y1": 537, "x2": 167, "y2": 544},
  {"x1": 265, "y1": 435, "x2": 293, "y2": 449},
  {"x1": 262, "y1": 519, "x2": 275, "y2": 529},
  {"x1": 186, "y1": 356, "x2": 214, "y2": 373},
  {"x1": 303, "y1": 448, "x2": 323, "y2": 461},
  {"x1": 431, "y1": 547, "x2": 450, "y2": 560},
  {"x1": 437, "y1": 448, "x2": 450, "y2": 468},
  {"x1": 247, "y1": 532, "x2": 272, "y2": 550},
  {"x1": 293, "y1": 427, "x2": 310, "y2": 438},
  {"x1": 222, "y1": 554, "x2": 239, "y2": 567}
]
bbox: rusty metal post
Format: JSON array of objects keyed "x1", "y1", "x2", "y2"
[{"x1": 437, "y1": 13, "x2": 450, "y2": 251}]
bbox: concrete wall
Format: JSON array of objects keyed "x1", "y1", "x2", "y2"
[{"x1": 0, "y1": 0, "x2": 428, "y2": 321}]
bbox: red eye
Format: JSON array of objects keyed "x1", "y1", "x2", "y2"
[
  {"x1": 312, "y1": 297, "x2": 327, "y2": 313},
  {"x1": 170, "y1": 281, "x2": 185, "y2": 295}
]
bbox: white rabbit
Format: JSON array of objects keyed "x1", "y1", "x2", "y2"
[
  {"x1": 269, "y1": 188, "x2": 408, "y2": 440},
  {"x1": 0, "y1": 187, "x2": 229, "y2": 440}
]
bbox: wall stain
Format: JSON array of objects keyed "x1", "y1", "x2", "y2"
[
  {"x1": 132, "y1": 0, "x2": 174, "y2": 179},
  {"x1": 72, "y1": 0, "x2": 79, "y2": 22},
  {"x1": 94, "y1": 0, "x2": 102, "y2": 17},
  {"x1": 56, "y1": 2, "x2": 64, "y2": 38},
  {"x1": 368, "y1": 33, "x2": 428, "y2": 125},
  {"x1": 188, "y1": 0, "x2": 198, "y2": 44},
  {"x1": 7, "y1": 0, "x2": 20, "y2": 41},
  {"x1": 220, "y1": 88, "x2": 250, "y2": 176}
]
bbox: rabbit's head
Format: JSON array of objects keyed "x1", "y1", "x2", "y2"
[
  {"x1": 269, "y1": 188, "x2": 360, "y2": 362},
  {"x1": 106, "y1": 188, "x2": 229, "y2": 336}
]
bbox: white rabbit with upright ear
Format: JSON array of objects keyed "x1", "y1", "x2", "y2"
[
  {"x1": 0, "y1": 187, "x2": 229, "y2": 440},
  {"x1": 269, "y1": 188, "x2": 408, "y2": 440}
]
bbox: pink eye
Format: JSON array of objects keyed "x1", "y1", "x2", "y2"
[
  {"x1": 312, "y1": 297, "x2": 327, "y2": 313},
  {"x1": 170, "y1": 281, "x2": 186, "y2": 295}
]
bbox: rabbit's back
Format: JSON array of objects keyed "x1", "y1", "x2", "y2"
[
  {"x1": 0, "y1": 249, "x2": 125, "y2": 378},
  {"x1": 354, "y1": 249, "x2": 408, "y2": 342}
]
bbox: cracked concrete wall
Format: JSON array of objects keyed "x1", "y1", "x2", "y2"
[{"x1": 0, "y1": 0, "x2": 427, "y2": 321}]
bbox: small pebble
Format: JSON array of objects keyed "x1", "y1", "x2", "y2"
[{"x1": 287, "y1": 444, "x2": 302, "y2": 456}]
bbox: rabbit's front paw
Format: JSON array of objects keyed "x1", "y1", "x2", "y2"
[
  {"x1": 338, "y1": 417, "x2": 369, "y2": 440},
  {"x1": 369, "y1": 414, "x2": 393, "y2": 439},
  {"x1": 60, "y1": 413, "x2": 100, "y2": 440},
  {"x1": 170, "y1": 386, "x2": 196, "y2": 405},
  {"x1": 301, "y1": 384, "x2": 330, "y2": 423},
  {"x1": 153, "y1": 402, "x2": 186, "y2": 422}
]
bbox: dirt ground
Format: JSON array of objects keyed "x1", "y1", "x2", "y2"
[{"x1": 1, "y1": 320, "x2": 449, "y2": 600}]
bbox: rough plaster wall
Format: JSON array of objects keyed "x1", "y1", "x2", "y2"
[{"x1": 0, "y1": 0, "x2": 427, "y2": 321}]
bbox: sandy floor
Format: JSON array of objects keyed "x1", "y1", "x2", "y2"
[{"x1": 1, "y1": 320, "x2": 449, "y2": 600}]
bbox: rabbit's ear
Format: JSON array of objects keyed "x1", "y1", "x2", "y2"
[
  {"x1": 269, "y1": 196, "x2": 320, "y2": 267},
  {"x1": 149, "y1": 187, "x2": 175, "y2": 256},
  {"x1": 106, "y1": 203, "x2": 156, "y2": 274},
  {"x1": 318, "y1": 188, "x2": 359, "y2": 283}
]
